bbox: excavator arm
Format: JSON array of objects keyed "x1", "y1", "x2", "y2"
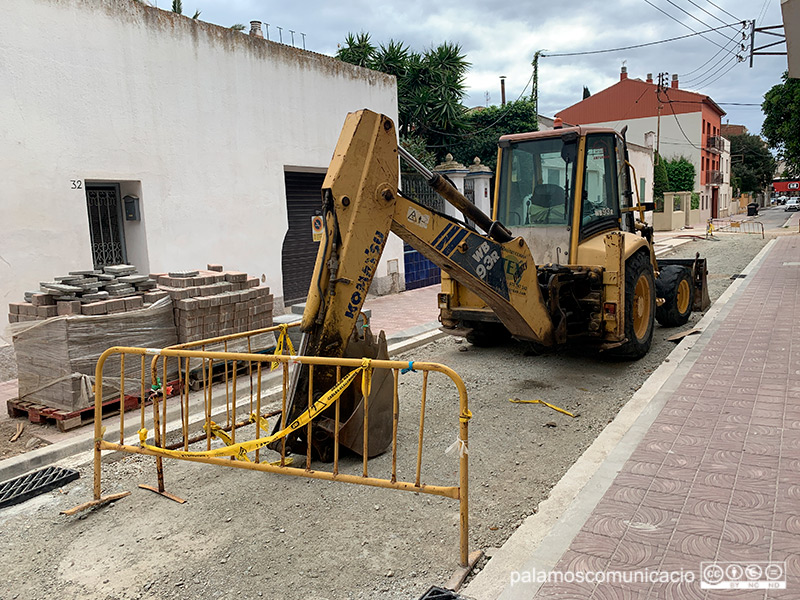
[{"x1": 275, "y1": 109, "x2": 555, "y2": 460}]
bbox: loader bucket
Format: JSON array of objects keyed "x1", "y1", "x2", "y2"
[
  {"x1": 268, "y1": 325, "x2": 395, "y2": 462},
  {"x1": 657, "y1": 253, "x2": 710, "y2": 312}
]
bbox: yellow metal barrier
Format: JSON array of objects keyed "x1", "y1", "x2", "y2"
[
  {"x1": 708, "y1": 218, "x2": 765, "y2": 239},
  {"x1": 78, "y1": 341, "x2": 471, "y2": 567}
]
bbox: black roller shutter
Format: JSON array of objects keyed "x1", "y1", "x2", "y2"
[{"x1": 281, "y1": 171, "x2": 326, "y2": 305}]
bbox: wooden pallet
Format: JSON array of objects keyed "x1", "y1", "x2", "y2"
[{"x1": 7, "y1": 394, "x2": 141, "y2": 432}]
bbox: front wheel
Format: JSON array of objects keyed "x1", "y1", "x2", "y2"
[
  {"x1": 656, "y1": 265, "x2": 693, "y2": 327},
  {"x1": 609, "y1": 252, "x2": 656, "y2": 359}
]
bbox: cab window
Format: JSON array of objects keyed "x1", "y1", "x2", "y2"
[
  {"x1": 581, "y1": 133, "x2": 621, "y2": 234},
  {"x1": 497, "y1": 137, "x2": 576, "y2": 227}
]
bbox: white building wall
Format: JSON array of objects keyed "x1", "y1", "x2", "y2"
[
  {"x1": 575, "y1": 113, "x2": 703, "y2": 190},
  {"x1": 0, "y1": 0, "x2": 400, "y2": 345}
]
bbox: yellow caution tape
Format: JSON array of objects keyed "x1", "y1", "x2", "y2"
[
  {"x1": 203, "y1": 421, "x2": 251, "y2": 462},
  {"x1": 271, "y1": 324, "x2": 296, "y2": 371},
  {"x1": 138, "y1": 359, "x2": 373, "y2": 460},
  {"x1": 508, "y1": 398, "x2": 576, "y2": 418},
  {"x1": 249, "y1": 412, "x2": 272, "y2": 432}
]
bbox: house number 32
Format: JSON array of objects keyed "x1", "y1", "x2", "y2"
[{"x1": 70, "y1": 180, "x2": 83, "y2": 189}]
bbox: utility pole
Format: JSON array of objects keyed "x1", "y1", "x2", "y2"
[
  {"x1": 531, "y1": 50, "x2": 542, "y2": 118},
  {"x1": 655, "y1": 72, "x2": 667, "y2": 164},
  {"x1": 500, "y1": 76, "x2": 506, "y2": 106}
]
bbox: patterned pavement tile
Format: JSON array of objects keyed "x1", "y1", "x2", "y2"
[{"x1": 532, "y1": 239, "x2": 800, "y2": 599}]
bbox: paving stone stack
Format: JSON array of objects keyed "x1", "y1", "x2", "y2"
[
  {"x1": 152, "y1": 265, "x2": 273, "y2": 343},
  {"x1": 7, "y1": 264, "x2": 168, "y2": 323}
]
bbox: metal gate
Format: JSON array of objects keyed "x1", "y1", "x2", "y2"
[
  {"x1": 400, "y1": 173, "x2": 442, "y2": 289},
  {"x1": 86, "y1": 184, "x2": 127, "y2": 267},
  {"x1": 281, "y1": 171, "x2": 326, "y2": 305}
]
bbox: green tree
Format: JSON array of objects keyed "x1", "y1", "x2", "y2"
[
  {"x1": 664, "y1": 156, "x2": 695, "y2": 192},
  {"x1": 582, "y1": 86, "x2": 591, "y2": 99},
  {"x1": 336, "y1": 32, "x2": 376, "y2": 68},
  {"x1": 171, "y1": 0, "x2": 182, "y2": 13},
  {"x1": 762, "y1": 72, "x2": 800, "y2": 177},
  {"x1": 653, "y1": 153, "x2": 670, "y2": 208},
  {"x1": 450, "y1": 99, "x2": 539, "y2": 172},
  {"x1": 729, "y1": 134, "x2": 776, "y2": 193},
  {"x1": 336, "y1": 33, "x2": 470, "y2": 154}
]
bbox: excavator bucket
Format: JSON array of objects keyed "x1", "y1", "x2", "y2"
[
  {"x1": 331, "y1": 326, "x2": 394, "y2": 457},
  {"x1": 269, "y1": 324, "x2": 395, "y2": 461}
]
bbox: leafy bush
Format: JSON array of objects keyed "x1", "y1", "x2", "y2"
[{"x1": 664, "y1": 157, "x2": 695, "y2": 192}]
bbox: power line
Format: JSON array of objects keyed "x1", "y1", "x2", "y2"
[
  {"x1": 684, "y1": 0, "x2": 729, "y2": 25},
  {"x1": 643, "y1": 0, "x2": 740, "y2": 55},
  {"x1": 690, "y1": 55, "x2": 741, "y2": 89},
  {"x1": 661, "y1": 88, "x2": 702, "y2": 150},
  {"x1": 695, "y1": 57, "x2": 743, "y2": 91},
  {"x1": 680, "y1": 32, "x2": 743, "y2": 79},
  {"x1": 757, "y1": 0, "x2": 771, "y2": 25},
  {"x1": 541, "y1": 22, "x2": 739, "y2": 57},
  {"x1": 681, "y1": 37, "x2": 743, "y2": 83},
  {"x1": 422, "y1": 71, "x2": 536, "y2": 146},
  {"x1": 700, "y1": 0, "x2": 740, "y2": 22},
  {"x1": 682, "y1": 42, "x2": 741, "y2": 85},
  {"x1": 662, "y1": 0, "x2": 741, "y2": 45}
]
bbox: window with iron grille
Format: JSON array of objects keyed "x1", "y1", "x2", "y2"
[{"x1": 85, "y1": 184, "x2": 127, "y2": 267}]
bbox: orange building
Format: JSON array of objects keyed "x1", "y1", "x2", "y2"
[{"x1": 556, "y1": 67, "x2": 731, "y2": 218}]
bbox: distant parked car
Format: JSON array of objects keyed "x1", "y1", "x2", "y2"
[
  {"x1": 777, "y1": 195, "x2": 788, "y2": 205},
  {"x1": 785, "y1": 198, "x2": 799, "y2": 211}
]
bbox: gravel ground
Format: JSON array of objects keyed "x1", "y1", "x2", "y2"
[{"x1": 0, "y1": 233, "x2": 771, "y2": 600}]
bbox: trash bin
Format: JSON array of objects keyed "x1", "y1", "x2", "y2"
[{"x1": 747, "y1": 202, "x2": 758, "y2": 216}]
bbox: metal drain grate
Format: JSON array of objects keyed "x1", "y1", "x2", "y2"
[
  {"x1": 418, "y1": 587, "x2": 463, "y2": 600},
  {"x1": 0, "y1": 466, "x2": 80, "y2": 509}
]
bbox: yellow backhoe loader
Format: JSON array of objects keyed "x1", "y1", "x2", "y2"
[{"x1": 272, "y1": 109, "x2": 708, "y2": 460}]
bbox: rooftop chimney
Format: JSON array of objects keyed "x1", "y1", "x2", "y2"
[
  {"x1": 249, "y1": 21, "x2": 263, "y2": 38},
  {"x1": 671, "y1": 73, "x2": 679, "y2": 89},
  {"x1": 620, "y1": 66, "x2": 628, "y2": 81},
  {"x1": 646, "y1": 73, "x2": 653, "y2": 84}
]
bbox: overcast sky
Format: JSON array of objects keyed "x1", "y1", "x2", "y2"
[{"x1": 160, "y1": 0, "x2": 787, "y2": 139}]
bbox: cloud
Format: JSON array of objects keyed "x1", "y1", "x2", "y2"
[{"x1": 170, "y1": 0, "x2": 789, "y2": 136}]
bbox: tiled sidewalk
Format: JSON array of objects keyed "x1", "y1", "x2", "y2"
[
  {"x1": 364, "y1": 284, "x2": 440, "y2": 337},
  {"x1": 533, "y1": 236, "x2": 800, "y2": 599}
]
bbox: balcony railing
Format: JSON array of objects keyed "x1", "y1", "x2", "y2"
[
  {"x1": 706, "y1": 136, "x2": 724, "y2": 153},
  {"x1": 707, "y1": 170, "x2": 723, "y2": 185}
]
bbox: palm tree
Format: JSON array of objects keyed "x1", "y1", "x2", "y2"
[
  {"x1": 335, "y1": 32, "x2": 375, "y2": 68},
  {"x1": 336, "y1": 33, "x2": 470, "y2": 149}
]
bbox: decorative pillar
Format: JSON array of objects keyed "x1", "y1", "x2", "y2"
[
  {"x1": 433, "y1": 153, "x2": 468, "y2": 220},
  {"x1": 466, "y1": 157, "x2": 493, "y2": 217}
]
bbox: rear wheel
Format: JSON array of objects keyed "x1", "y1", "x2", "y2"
[
  {"x1": 610, "y1": 251, "x2": 655, "y2": 359},
  {"x1": 655, "y1": 265, "x2": 693, "y2": 327},
  {"x1": 465, "y1": 322, "x2": 511, "y2": 347}
]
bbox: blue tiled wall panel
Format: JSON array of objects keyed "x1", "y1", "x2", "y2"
[{"x1": 403, "y1": 243, "x2": 441, "y2": 290}]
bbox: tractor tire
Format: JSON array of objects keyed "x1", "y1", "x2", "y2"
[
  {"x1": 609, "y1": 251, "x2": 655, "y2": 360},
  {"x1": 465, "y1": 323, "x2": 511, "y2": 347},
  {"x1": 655, "y1": 265, "x2": 693, "y2": 327}
]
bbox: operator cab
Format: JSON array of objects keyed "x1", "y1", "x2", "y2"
[{"x1": 495, "y1": 126, "x2": 633, "y2": 265}]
